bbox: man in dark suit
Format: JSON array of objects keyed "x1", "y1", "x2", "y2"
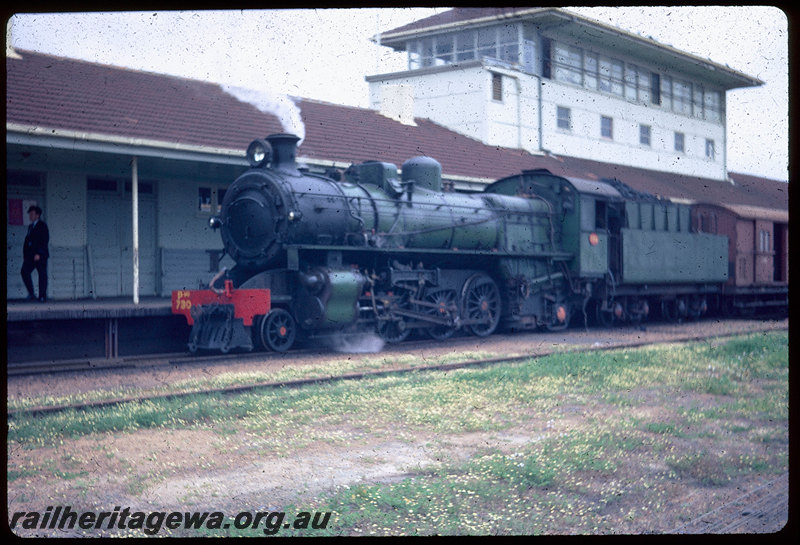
[{"x1": 21, "y1": 205, "x2": 49, "y2": 302}]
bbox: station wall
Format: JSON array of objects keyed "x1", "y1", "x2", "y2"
[{"x1": 7, "y1": 162, "x2": 236, "y2": 300}]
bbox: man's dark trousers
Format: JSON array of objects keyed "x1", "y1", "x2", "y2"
[{"x1": 21, "y1": 257, "x2": 47, "y2": 299}]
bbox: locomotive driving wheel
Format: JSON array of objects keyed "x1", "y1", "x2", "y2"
[
  {"x1": 461, "y1": 273, "x2": 501, "y2": 337},
  {"x1": 376, "y1": 317, "x2": 411, "y2": 343},
  {"x1": 260, "y1": 308, "x2": 297, "y2": 352},
  {"x1": 421, "y1": 289, "x2": 459, "y2": 340},
  {"x1": 376, "y1": 292, "x2": 412, "y2": 344}
]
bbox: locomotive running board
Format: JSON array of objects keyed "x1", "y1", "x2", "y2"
[{"x1": 285, "y1": 244, "x2": 573, "y2": 270}]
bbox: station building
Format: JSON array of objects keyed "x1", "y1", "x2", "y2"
[
  {"x1": 368, "y1": 7, "x2": 763, "y2": 181},
  {"x1": 4, "y1": 8, "x2": 788, "y2": 362}
]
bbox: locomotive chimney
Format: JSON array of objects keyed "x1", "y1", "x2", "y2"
[{"x1": 266, "y1": 133, "x2": 300, "y2": 173}]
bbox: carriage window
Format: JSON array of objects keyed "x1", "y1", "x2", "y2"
[
  {"x1": 699, "y1": 213, "x2": 717, "y2": 234},
  {"x1": 759, "y1": 230, "x2": 770, "y2": 253}
]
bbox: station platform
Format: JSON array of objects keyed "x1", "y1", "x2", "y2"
[
  {"x1": 7, "y1": 296, "x2": 172, "y2": 321},
  {"x1": 6, "y1": 297, "x2": 190, "y2": 363}
]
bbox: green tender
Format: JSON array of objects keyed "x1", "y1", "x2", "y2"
[{"x1": 620, "y1": 228, "x2": 728, "y2": 283}]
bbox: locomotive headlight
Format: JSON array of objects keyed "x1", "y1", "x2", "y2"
[
  {"x1": 246, "y1": 139, "x2": 273, "y2": 168},
  {"x1": 209, "y1": 216, "x2": 222, "y2": 230},
  {"x1": 287, "y1": 210, "x2": 302, "y2": 221}
]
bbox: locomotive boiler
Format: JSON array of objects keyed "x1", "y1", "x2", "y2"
[{"x1": 173, "y1": 133, "x2": 576, "y2": 352}]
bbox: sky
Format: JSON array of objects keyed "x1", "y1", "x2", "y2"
[{"x1": 6, "y1": 7, "x2": 789, "y2": 181}]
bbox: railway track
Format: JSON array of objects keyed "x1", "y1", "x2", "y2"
[
  {"x1": 670, "y1": 472, "x2": 789, "y2": 534},
  {"x1": 6, "y1": 332, "x2": 470, "y2": 377},
  {"x1": 7, "y1": 324, "x2": 787, "y2": 419},
  {"x1": 6, "y1": 317, "x2": 787, "y2": 377}
]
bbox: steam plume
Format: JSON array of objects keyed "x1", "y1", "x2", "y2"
[
  {"x1": 324, "y1": 331, "x2": 385, "y2": 354},
  {"x1": 222, "y1": 84, "x2": 305, "y2": 145}
]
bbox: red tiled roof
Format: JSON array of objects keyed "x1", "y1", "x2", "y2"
[
  {"x1": 535, "y1": 155, "x2": 789, "y2": 212},
  {"x1": 6, "y1": 50, "x2": 284, "y2": 150},
  {"x1": 6, "y1": 49, "x2": 787, "y2": 212}
]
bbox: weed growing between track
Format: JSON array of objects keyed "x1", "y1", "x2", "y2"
[
  {"x1": 7, "y1": 331, "x2": 788, "y2": 535},
  {"x1": 6, "y1": 350, "x2": 499, "y2": 412}
]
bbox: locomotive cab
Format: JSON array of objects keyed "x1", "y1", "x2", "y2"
[
  {"x1": 567, "y1": 178, "x2": 624, "y2": 280},
  {"x1": 485, "y1": 170, "x2": 617, "y2": 280}
]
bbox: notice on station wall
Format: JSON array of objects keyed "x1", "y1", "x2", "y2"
[{"x1": 7, "y1": 199, "x2": 38, "y2": 226}]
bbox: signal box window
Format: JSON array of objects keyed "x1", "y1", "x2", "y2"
[
  {"x1": 640, "y1": 125, "x2": 651, "y2": 146},
  {"x1": 492, "y1": 73, "x2": 503, "y2": 101},
  {"x1": 601, "y1": 116, "x2": 613, "y2": 139},
  {"x1": 705, "y1": 139, "x2": 715, "y2": 159},
  {"x1": 557, "y1": 106, "x2": 571, "y2": 130},
  {"x1": 674, "y1": 132, "x2": 685, "y2": 153},
  {"x1": 650, "y1": 73, "x2": 661, "y2": 105}
]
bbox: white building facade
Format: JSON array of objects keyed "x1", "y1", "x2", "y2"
[{"x1": 367, "y1": 8, "x2": 762, "y2": 181}]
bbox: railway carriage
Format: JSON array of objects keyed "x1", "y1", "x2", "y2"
[{"x1": 691, "y1": 203, "x2": 788, "y2": 313}]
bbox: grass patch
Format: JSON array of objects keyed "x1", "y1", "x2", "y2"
[
  {"x1": 646, "y1": 422, "x2": 677, "y2": 435},
  {"x1": 665, "y1": 450, "x2": 732, "y2": 486}
]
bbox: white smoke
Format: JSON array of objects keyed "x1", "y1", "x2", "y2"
[
  {"x1": 324, "y1": 331, "x2": 385, "y2": 354},
  {"x1": 222, "y1": 84, "x2": 305, "y2": 145}
]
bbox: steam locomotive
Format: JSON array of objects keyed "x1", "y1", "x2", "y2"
[{"x1": 172, "y1": 133, "x2": 785, "y2": 353}]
